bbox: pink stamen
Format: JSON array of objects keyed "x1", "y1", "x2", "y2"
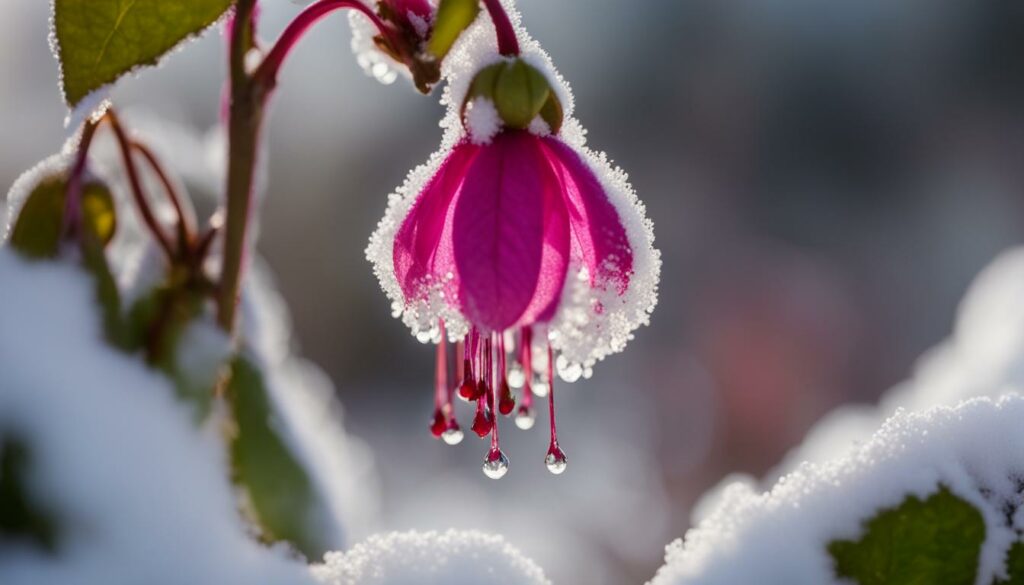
[
  {"x1": 489, "y1": 333, "x2": 502, "y2": 450},
  {"x1": 547, "y1": 340, "x2": 559, "y2": 445},
  {"x1": 498, "y1": 333, "x2": 515, "y2": 415},
  {"x1": 520, "y1": 326, "x2": 534, "y2": 410}
]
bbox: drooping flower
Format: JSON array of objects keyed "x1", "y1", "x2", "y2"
[{"x1": 366, "y1": 0, "x2": 660, "y2": 477}]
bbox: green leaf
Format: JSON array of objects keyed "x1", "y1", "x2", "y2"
[
  {"x1": 226, "y1": 357, "x2": 331, "y2": 559},
  {"x1": 53, "y1": 0, "x2": 233, "y2": 107},
  {"x1": 0, "y1": 437, "x2": 58, "y2": 552},
  {"x1": 828, "y1": 486, "x2": 985, "y2": 585},
  {"x1": 9, "y1": 175, "x2": 116, "y2": 260},
  {"x1": 995, "y1": 541, "x2": 1024, "y2": 584},
  {"x1": 427, "y1": 0, "x2": 479, "y2": 60}
]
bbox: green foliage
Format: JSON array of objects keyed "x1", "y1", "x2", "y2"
[
  {"x1": 428, "y1": 0, "x2": 479, "y2": 60},
  {"x1": 0, "y1": 437, "x2": 57, "y2": 551},
  {"x1": 226, "y1": 357, "x2": 330, "y2": 559},
  {"x1": 53, "y1": 0, "x2": 233, "y2": 107},
  {"x1": 9, "y1": 175, "x2": 115, "y2": 259},
  {"x1": 828, "y1": 486, "x2": 985, "y2": 585},
  {"x1": 995, "y1": 542, "x2": 1024, "y2": 584}
]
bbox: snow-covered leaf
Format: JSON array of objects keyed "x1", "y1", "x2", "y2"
[
  {"x1": 995, "y1": 542, "x2": 1024, "y2": 585},
  {"x1": 828, "y1": 486, "x2": 984, "y2": 585},
  {"x1": 52, "y1": 0, "x2": 233, "y2": 106},
  {"x1": 226, "y1": 357, "x2": 332, "y2": 559}
]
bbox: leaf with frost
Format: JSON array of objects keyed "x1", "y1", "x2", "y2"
[
  {"x1": 226, "y1": 357, "x2": 333, "y2": 560},
  {"x1": 996, "y1": 542, "x2": 1024, "y2": 585},
  {"x1": 828, "y1": 486, "x2": 985, "y2": 585},
  {"x1": 52, "y1": 0, "x2": 233, "y2": 107}
]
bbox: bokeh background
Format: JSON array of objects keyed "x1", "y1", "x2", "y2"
[{"x1": 3, "y1": 1, "x2": 1024, "y2": 583}]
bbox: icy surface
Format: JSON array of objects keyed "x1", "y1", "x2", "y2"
[
  {"x1": 0, "y1": 250, "x2": 316, "y2": 585},
  {"x1": 649, "y1": 396, "x2": 1024, "y2": 585},
  {"x1": 312, "y1": 530, "x2": 551, "y2": 585},
  {"x1": 366, "y1": 0, "x2": 661, "y2": 373}
]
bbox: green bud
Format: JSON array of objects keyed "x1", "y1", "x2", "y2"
[
  {"x1": 9, "y1": 174, "x2": 116, "y2": 259},
  {"x1": 494, "y1": 59, "x2": 551, "y2": 129},
  {"x1": 428, "y1": 0, "x2": 480, "y2": 60}
]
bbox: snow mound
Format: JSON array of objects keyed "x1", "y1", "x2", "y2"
[
  {"x1": 649, "y1": 395, "x2": 1024, "y2": 585},
  {"x1": 312, "y1": 530, "x2": 551, "y2": 585}
]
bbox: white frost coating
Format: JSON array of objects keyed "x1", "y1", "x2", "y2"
[
  {"x1": 464, "y1": 97, "x2": 501, "y2": 144},
  {"x1": 240, "y1": 260, "x2": 381, "y2": 547},
  {"x1": 648, "y1": 396, "x2": 1024, "y2": 585},
  {"x1": 312, "y1": 530, "x2": 552, "y2": 585},
  {"x1": 366, "y1": 0, "x2": 660, "y2": 374},
  {"x1": 0, "y1": 250, "x2": 316, "y2": 585}
]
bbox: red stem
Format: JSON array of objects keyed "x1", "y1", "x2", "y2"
[
  {"x1": 105, "y1": 111, "x2": 175, "y2": 259},
  {"x1": 435, "y1": 320, "x2": 449, "y2": 413},
  {"x1": 547, "y1": 341, "x2": 558, "y2": 444},
  {"x1": 482, "y1": 0, "x2": 519, "y2": 56},
  {"x1": 62, "y1": 120, "x2": 100, "y2": 240},
  {"x1": 131, "y1": 141, "x2": 197, "y2": 247},
  {"x1": 256, "y1": 0, "x2": 399, "y2": 87}
]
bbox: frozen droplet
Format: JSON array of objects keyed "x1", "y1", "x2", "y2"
[
  {"x1": 556, "y1": 355, "x2": 582, "y2": 383},
  {"x1": 545, "y1": 446, "x2": 568, "y2": 475},
  {"x1": 507, "y1": 363, "x2": 526, "y2": 389},
  {"x1": 442, "y1": 424, "x2": 464, "y2": 445},
  {"x1": 532, "y1": 379, "x2": 550, "y2": 398},
  {"x1": 416, "y1": 330, "x2": 433, "y2": 344},
  {"x1": 482, "y1": 449, "x2": 509, "y2": 479},
  {"x1": 514, "y1": 406, "x2": 535, "y2": 430}
]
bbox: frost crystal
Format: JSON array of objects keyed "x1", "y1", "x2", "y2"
[{"x1": 312, "y1": 530, "x2": 552, "y2": 585}]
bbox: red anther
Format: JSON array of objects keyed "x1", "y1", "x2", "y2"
[
  {"x1": 471, "y1": 408, "x2": 493, "y2": 437},
  {"x1": 498, "y1": 379, "x2": 515, "y2": 415},
  {"x1": 429, "y1": 408, "x2": 446, "y2": 438}
]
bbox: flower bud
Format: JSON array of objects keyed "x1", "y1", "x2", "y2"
[
  {"x1": 462, "y1": 59, "x2": 563, "y2": 135},
  {"x1": 9, "y1": 173, "x2": 116, "y2": 260}
]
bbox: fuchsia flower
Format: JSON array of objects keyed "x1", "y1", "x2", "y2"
[{"x1": 367, "y1": 0, "x2": 660, "y2": 477}]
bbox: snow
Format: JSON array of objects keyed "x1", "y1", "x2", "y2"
[
  {"x1": 464, "y1": 97, "x2": 502, "y2": 144},
  {"x1": 312, "y1": 530, "x2": 551, "y2": 585},
  {"x1": 240, "y1": 260, "x2": 381, "y2": 547},
  {"x1": 0, "y1": 250, "x2": 316, "y2": 585},
  {"x1": 648, "y1": 396, "x2": 1024, "y2": 585},
  {"x1": 653, "y1": 248, "x2": 1024, "y2": 585},
  {"x1": 365, "y1": 0, "x2": 661, "y2": 376}
]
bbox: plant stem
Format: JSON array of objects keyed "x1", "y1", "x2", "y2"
[
  {"x1": 218, "y1": 0, "x2": 265, "y2": 332},
  {"x1": 255, "y1": 0, "x2": 396, "y2": 88},
  {"x1": 482, "y1": 0, "x2": 519, "y2": 56},
  {"x1": 63, "y1": 119, "x2": 100, "y2": 240}
]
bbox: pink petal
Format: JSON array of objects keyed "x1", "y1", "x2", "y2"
[
  {"x1": 453, "y1": 132, "x2": 554, "y2": 331},
  {"x1": 386, "y1": 0, "x2": 433, "y2": 21},
  {"x1": 540, "y1": 139, "x2": 633, "y2": 293},
  {"x1": 394, "y1": 142, "x2": 479, "y2": 302},
  {"x1": 517, "y1": 165, "x2": 571, "y2": 326}
]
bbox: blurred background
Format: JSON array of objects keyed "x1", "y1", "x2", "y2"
[{"x1": 3, "y1": 1, "x2": 1024, "y2": 583}]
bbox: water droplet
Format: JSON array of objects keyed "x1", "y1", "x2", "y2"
[
  {"x1": 482, "y1": 449, "x2": 509, "y2": 479},
  {"x1": 514, "y1": 406, "x2": 536, "y2": 430},
  {"x1": 545, "y1": 446, "x2": 568, "y2": 475},
  {"x1": 507, "y1": 363, "x2": 526, "y2": 389},
  {"x1": 442, "y1": 420, "x2": 464, "y2": 445},
  {"x1": 556, "y1": 355, "x2": 583, "y2": 383},
  {"x1": 532, "y1": 379, "x2": 550, "y2": 397},
  {"x1": 416, "y1": 330, "x2": 432, "y2": 344}
]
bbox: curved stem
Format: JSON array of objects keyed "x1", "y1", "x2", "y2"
[
  {"x1": 62, "y1": 119, "x2": 101, "y2": 240},
  {"x1": 105, "y1": 110, "x2": 175, "y2": 259},
  {"x1": 256, "y1": 0, "x2": 398, "y2": 88},
  {"x1": 482, "y1": 0, "x2": 519, "y2": 56},
  {"x1": 131, "y1": 141, "x2": 197, "y2": 247}
]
